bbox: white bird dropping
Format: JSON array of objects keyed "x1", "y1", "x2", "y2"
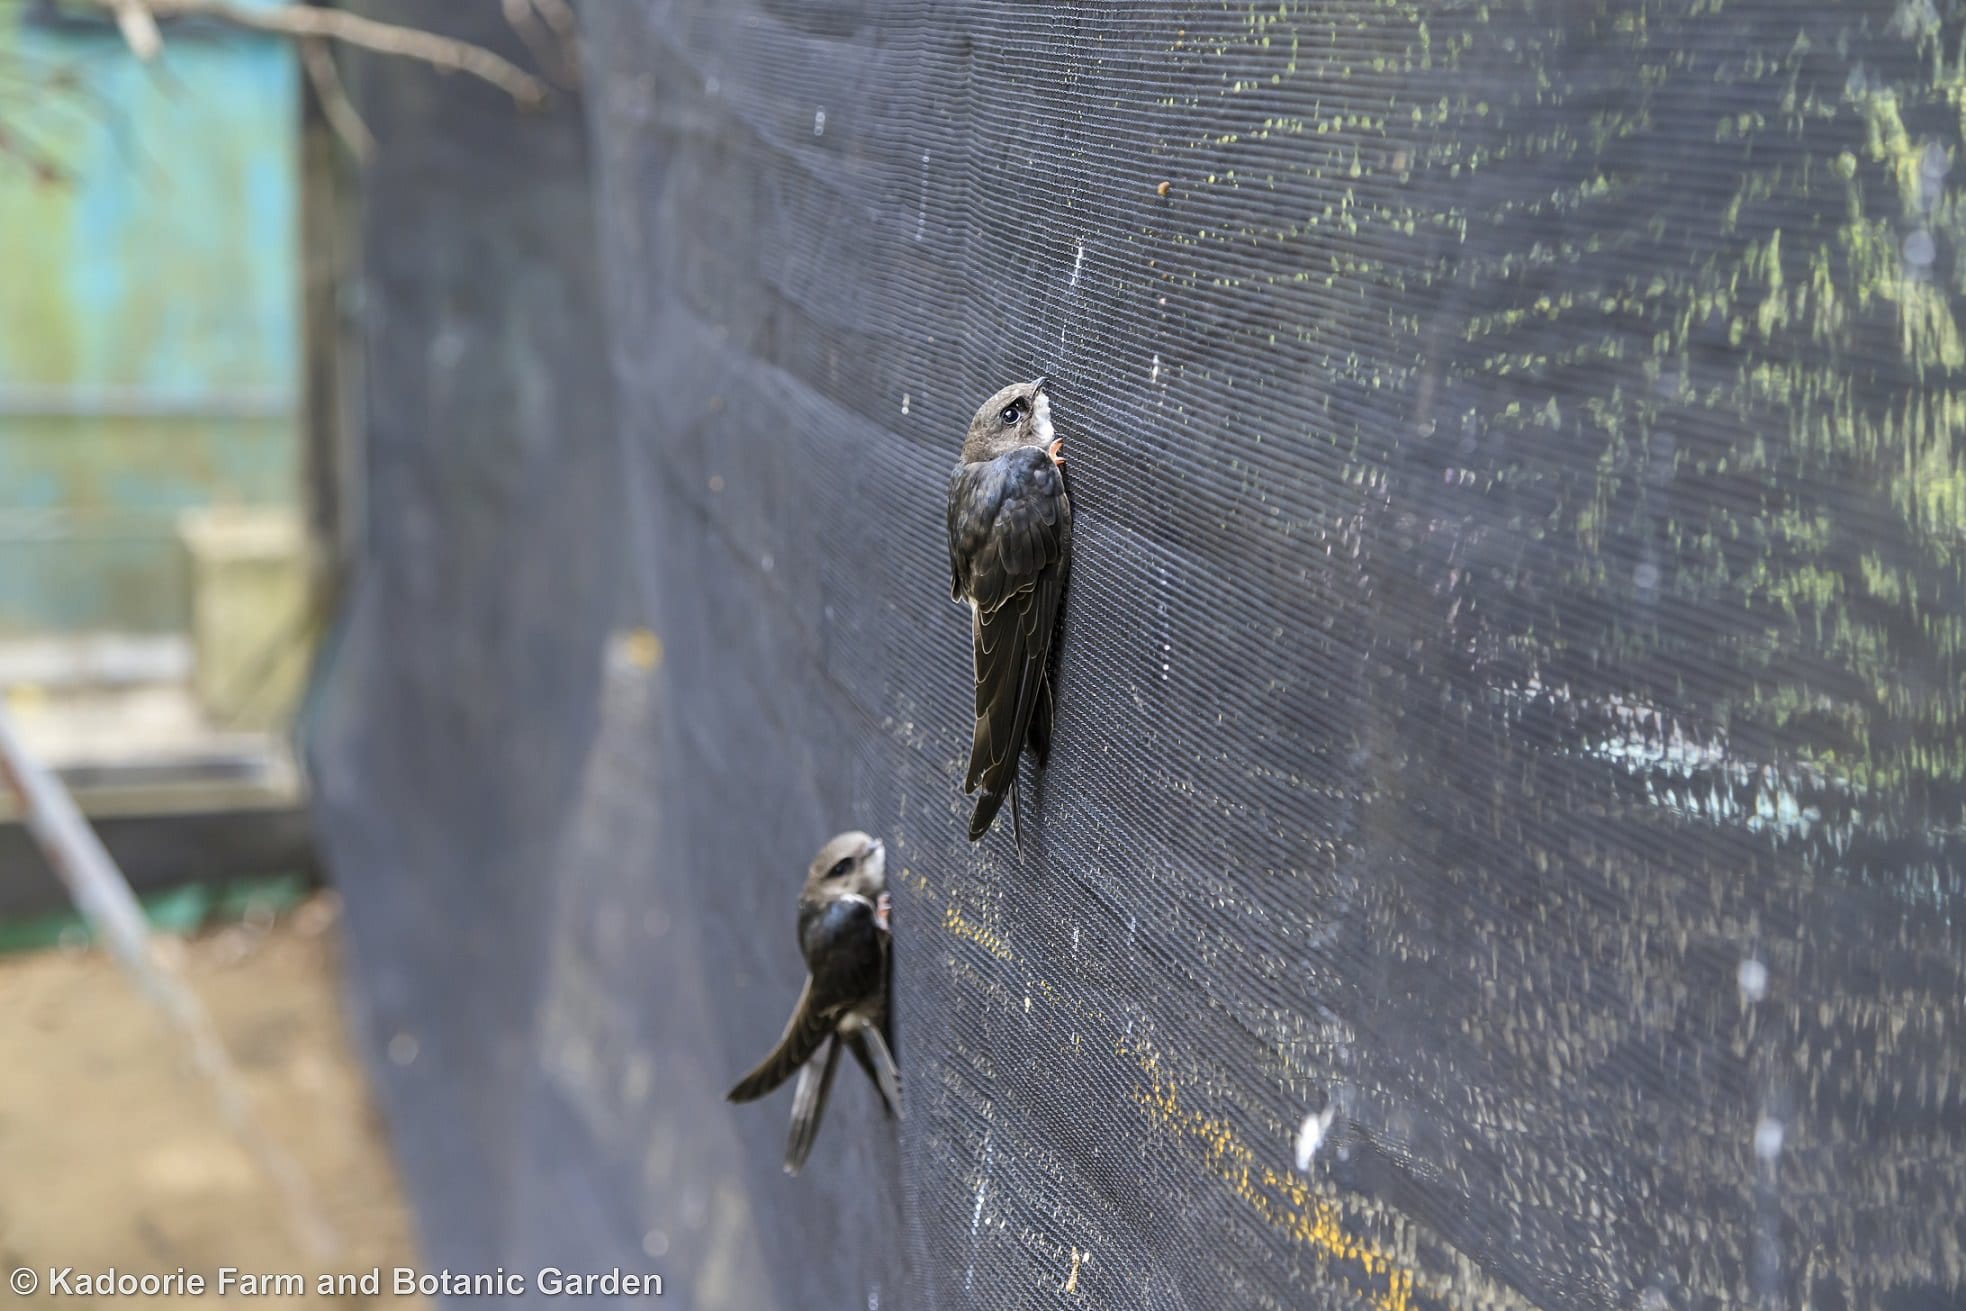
[{"x1": 1295, "y1": 1106, "x2": 1337, "y2": 1172}]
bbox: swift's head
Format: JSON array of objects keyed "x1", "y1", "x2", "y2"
[
  {"x1": 802, "y1": 830, "x2": 887, "y2": 902},
  {"x1": 961, "y1": 377, "x2": 1053, "y2": 463}
]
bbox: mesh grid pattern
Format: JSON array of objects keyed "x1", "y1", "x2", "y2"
[{"x1": 316, "y1": 2, "x2": 1966, "y2": 1307}]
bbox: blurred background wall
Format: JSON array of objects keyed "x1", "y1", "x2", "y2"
[
  {"x1": 0, "y1": 0, "x2": 311, "y2": 920},
  {"x1": 0, "y1": 1, "x2": 416, "y2": 1296},
  {"x1": 0, "y1": 0, "x2": 299, "y2": 637}
]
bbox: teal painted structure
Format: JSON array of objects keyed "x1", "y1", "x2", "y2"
[{"x1": 0, "y1": 2, "x2": 298, "y2": 634}]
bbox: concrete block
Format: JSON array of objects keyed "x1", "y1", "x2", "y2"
[{"x1": 178, "y1": 508, "x2": 311, "y2": 731}]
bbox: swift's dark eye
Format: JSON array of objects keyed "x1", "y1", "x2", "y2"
[
  {"x1": 999, "y1": 402, "x2": 1023, "y2": 425},
  {"x1": 826, "y1": 857, "x2": 854, "y2": 880}
]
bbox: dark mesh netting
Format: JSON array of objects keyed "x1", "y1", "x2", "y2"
[{"x1": 312, "y1": 2, "x2": 1966, "y2": 1307}]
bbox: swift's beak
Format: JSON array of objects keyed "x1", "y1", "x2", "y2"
[{"x1": 1031, "y1": 375, "x2": 1049, "y2": 393}]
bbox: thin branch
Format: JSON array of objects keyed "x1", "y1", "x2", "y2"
[
  {"x1": 300, "y1": 36, "x2": 373, "y2": 164},
  {"x1": 0, "y1": 119, "x2": 72, "y2": 186},
  {"x1": 0, "y1": 55, "x2": 121, "y2": 129},
  {"x1": 82, "y1": 0, "x2": 550, "y2": 108},
  {"x1": 502, "y1": 0, "x2": 579, "y2": 89},
  {"x1": 109, "y1": 0, "x2": 162, "y2": 60},
  {"x1": 527, "y1": 0, "x2": 578, "y2": 45}
]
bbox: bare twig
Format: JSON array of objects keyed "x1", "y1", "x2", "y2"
[
  {"x1": 0, "y1": 120, "x2": 71, "y2": 185},
  {"x1": 300, "y1": 36, "x2": 373, "y2": 164},
  {"x1": 526, "y1": 0, "x2": 578, "y2": 45},
  {"x1": 109, "y1": 0, "x2": 162, "y2": 60},
  {"x1": 502, "y1": 0, "x2": 579, "y2": 89},
  {"x1": 0, "y1": 704, "x2": 337, "y2": 1260},
  {"x1": 0, "y1": 49, "x2": 134, "y2": 187},
  {"x1": 81, "y1": 0, "x2": 550, "y2": 108}
]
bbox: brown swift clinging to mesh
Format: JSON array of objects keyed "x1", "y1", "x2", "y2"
[{"x1": 946, "y1": 378, "x2": 1073, "y2": 849}]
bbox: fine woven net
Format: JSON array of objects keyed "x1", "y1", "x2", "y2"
[{"x1": 314, "y1": 3, "x2": 1966, "y2": 1307}]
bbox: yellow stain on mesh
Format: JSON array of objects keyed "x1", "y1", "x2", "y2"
[
  {"x1": 942, "y1": 904, "x2": 1012, "y2": 959},
  {"x1": 615, "y1": 627, "x2": 664, "y2": 670},
  {"x1": 924, "y1": 893, "x2": 1439, "y2": 1306},
  {"x1": 1124, "y1": 1037, "x2": 1419, "y2": 1311}
]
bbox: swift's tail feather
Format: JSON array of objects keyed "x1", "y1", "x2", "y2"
[
  {"x1": 846, "y1": 1027, "x2": 902, "y2": 1119},
  {"x1": 783, "y1": 1035, "x2": 843, "y2": 1175},
  {"x1": 727, "y1": 979, "x2": 827, "y2": 1103}
]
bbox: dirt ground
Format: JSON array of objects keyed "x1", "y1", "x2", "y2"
[{"x1": 0, "y1": 894, "x2": 427, "y2": 1309}]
